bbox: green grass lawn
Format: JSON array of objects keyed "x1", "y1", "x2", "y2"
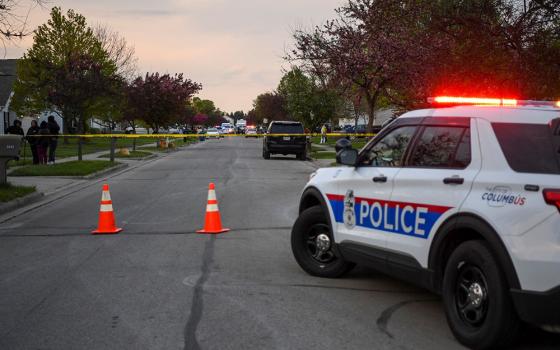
[
  {"x1": 11, "y1": 137, "x2": 158, "y2": 167},
  {"x1": 98, "y1": 150, "x2": 153, "y2": 159},
  {"x1": 10, "y1": 160, "x2": 121, "y2": 177},
  {"x1": 0, "y1": 183, "x2": 36, "y2": 202},
  {"x1": 311, "y1": 151, "x2": 337, "y2": 160}
]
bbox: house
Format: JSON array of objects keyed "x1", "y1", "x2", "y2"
[
  {"x1": 1, "y1": 59, "x2": 64, "y2": 134},
  {"x1": 338, "y1": 107, "x2": 396, "y2": 128},
  {"x1": 0, "y1": 59, "x2": 18, "y2": 134}
]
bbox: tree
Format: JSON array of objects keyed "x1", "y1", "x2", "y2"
[
  {"x1": 126, "y1": 72, "x2": 201, "y2": 133},
  {"x1": 192, "y1": 97, "x2": 216, "y2": 115},
  {"x1": 11, "y1": 7, "x2": 114, "y2": 134},
  {"x1": 278, "y1": 68, "x2": 340, "y2": 130},
  {"x1": 253, "y1": 92, "x2": 288, "y2": 124},
  {"x1": 289, "y1": 1, "x2": 434, "y2": 130},
  {"x1": 0, "y1": 0, "x2": 45, "y2": 44},
  {"x1": 192, "y1": 113, "x2": 209, "y2": 126},
  {"x1": 94, "y1": 24, "x2": 138, "y2": 82},
  {"x1": 420, "y1": 0, "x2": 560, "y2": 100},
  {"x1": 94, "y1": 25, "x2": 138, "y2": 131},
  {"x1": 232, "y1": 110, "x2": 245, "y2": 124}
]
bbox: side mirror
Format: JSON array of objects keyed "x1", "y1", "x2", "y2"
[
  {"x1": 336, "y1": 148, "x2": 358, "y2": 166},
  {"x1": 335, "y1": 138, "x2": 352, "y2": 153}
]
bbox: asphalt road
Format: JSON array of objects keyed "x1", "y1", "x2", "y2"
[{"x1": 1, "y1": 137, "x2": 558, "y2": 350}]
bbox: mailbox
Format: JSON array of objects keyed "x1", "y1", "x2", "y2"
[{"x1": 0, "y1": 135, "x2": 22, "y2": 184}]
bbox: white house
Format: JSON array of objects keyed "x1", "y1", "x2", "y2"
[{"x1": 338, "y1": 107, "x2": 396, "y2": 127}]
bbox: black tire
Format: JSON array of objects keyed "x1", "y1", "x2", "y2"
[
  {"x1": 298, "y1": 151, "x2": 307, "y2": 161},
  {"x1": 442, "y1": 240, "x2": 520, "y2": 350},
  {"x1": 263, "y1": 149, "x2": 270, "y2": 159},
  {"x1": 291, "y1": 206, "x2": 354, "y2": 278}
]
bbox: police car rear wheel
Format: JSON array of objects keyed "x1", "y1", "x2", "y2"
[
  {"x1": 442, "y1": 240, "x2": 520, "y2": 350},
  {"x1": 291, "y1": 206, "x2": 354, "y2": 278}
]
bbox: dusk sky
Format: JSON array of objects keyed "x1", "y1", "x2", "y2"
[{"x1": 5, "y1": 0, "x2": 344, "y2": 113}]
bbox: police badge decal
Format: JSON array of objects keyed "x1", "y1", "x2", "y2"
[{"x1": 343, "y1": 190, "x2": 356, "y2": 229}]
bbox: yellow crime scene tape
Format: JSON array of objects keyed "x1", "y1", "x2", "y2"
[{"x1": 24, "y1": 133, "x2": 377, "y2": 138}]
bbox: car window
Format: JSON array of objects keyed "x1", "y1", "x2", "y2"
[
  {"x1": 360, "y1": 126, "x2": 417, "y2": 167},
  {"x1": 408, "y1": 126, "x2": 471, "y2": 168},
  {"x1": 269, "y1": 123, "x2": 304, "y2": 134},
  {"x1": 492, "y1": 122, "x2": 560, "y2": 174}
]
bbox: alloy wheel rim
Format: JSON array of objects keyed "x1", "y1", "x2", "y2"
[
  {"x1": 455, "y1": 263, "x2": 489, "y2": 328},
  {"x1": 305, "y1": 223, "x2": 336, "y2": 264}
]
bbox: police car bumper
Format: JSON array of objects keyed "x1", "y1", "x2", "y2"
[{"x1": 511, "y1": 285, "x2": 560, "y2": 326}]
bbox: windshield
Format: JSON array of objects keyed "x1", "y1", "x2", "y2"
[{"x1": 269, "y1": 123, "x2": 304, "y2": 134}]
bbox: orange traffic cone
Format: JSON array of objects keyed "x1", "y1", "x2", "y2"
[
  {"x1": 92, "y1": 184, "x2": 123, "y2": 234},
  {"x1": 197, "y1": 183, "x2": 230, "y2": 234}
]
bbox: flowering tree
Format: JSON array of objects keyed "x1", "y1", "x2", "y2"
[
  {"x1": 289, "y1": 0, "x2": 431, "y2": 131},
  {"x1": 126, "y1": 73, "x2": 201, "y2": 133},
  {"x1": 192, "y1": 113, "x2": 208, "y2": 125}
]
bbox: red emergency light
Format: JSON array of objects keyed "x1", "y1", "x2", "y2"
[{"x1": 430, "y1": 96, "x2": 518, "y2": 106}]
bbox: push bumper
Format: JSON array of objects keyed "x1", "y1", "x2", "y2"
[{"x1": 511, "y1": 285, "x2": 560, "y2": 325}]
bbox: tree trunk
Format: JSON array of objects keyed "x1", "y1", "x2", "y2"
[
  {"x1": 63, "y1": 117, "x2": 70, "y2": 145},
  {"x1": 109, "y1": 137, "x2": 116, "y2": 162},
  {"x1": 77, "y1": 117, "x2": 84, "y2": 161},
  {"x1": 365, "y1": 92, "x2": 376, "y2": 134}
]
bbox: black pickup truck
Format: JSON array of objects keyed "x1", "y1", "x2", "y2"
[{"x1": 262, "y1": 121, "x2": 307, "y2": 160}]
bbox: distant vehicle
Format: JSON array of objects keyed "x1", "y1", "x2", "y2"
[
  {"x1": 125, "y1": 126, "x2": 149, "y2": 134},
  {"x1": 245, "y1": 126, "x2": 258, "y2": 138},
  {"x1": 220, "y1": 122, "x2": 235, "y2": 134},
  {"x1": 263, "y1": 121, "x2": 307, "y2": 160},
  {"x1": 206, "y1": 128, "x2": 220, "y2": 139}
]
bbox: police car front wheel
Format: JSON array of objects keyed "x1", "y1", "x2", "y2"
[
  {"x1": 442, "y1": 240, "x2": 520, "y2": 350},
  {"x1": 291, "y1": 206, "x2": 354, "y2": 278}
]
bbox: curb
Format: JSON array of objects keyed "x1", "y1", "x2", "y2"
[
  {"x1": 81, "y1": 163, "x2": 129, "y2": 180},
  {"x1": 97, "y1": 153, "x2": 159, "y2": 161},
  {"x1": 0, "y1": 191, "x2": 44, "y2": 216}
]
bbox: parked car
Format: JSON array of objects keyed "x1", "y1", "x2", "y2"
[
  {"x1": 206, "y1": 128, "x2": 220, "y2": 139},
  {"x1": 245, "y1": 126, "x2": 258, "y2": 138},
  {"x1": 263, "y1": 121, "x2": 307, "y2": 160}
]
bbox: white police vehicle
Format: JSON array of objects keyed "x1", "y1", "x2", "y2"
[{"x1": 291, "y1": 97, "x2": 560, "y2": 349}]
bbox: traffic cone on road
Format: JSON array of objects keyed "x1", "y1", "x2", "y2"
[
  {"x1": 92, "y1": 184, "x2": 123, "y2": 235},
  {"x1": 197, "y1": 183, "x2": 230, "y2": 234}
]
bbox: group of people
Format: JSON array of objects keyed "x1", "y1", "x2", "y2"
[{"x1": 5, "y1": 116, "x2": 60, "y2": 165}]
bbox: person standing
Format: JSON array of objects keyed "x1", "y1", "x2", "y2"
[
  {"x1": 37, "y1": 121, "x2": 50, "y2": 165},
  {"x1": 320, "y1": 124, "x2": 327, "y2": 144},
  {"x1": 26, "y1": 120, "x2": 40, "y2": 165},
  {"x1": 6, "y1": 120, "x2": 24, "y2": 136},
  {"x1": 47, "y1": 115, "x2": 60, "y2": 164}
]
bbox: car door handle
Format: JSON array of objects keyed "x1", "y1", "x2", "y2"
[
  {"x1": 443, "y1": 177, "x2": 464, "y2": 185},
  {"x1": 373, "y1": 176, "x2": 387, "y2": 183}
]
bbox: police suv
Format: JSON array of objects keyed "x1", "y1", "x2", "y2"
[{"x1": 291, "y1": 97, "x2": 560, "y2": 349}]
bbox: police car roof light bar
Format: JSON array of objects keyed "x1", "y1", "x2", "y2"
[{"x1": 429, "y1": 96, "x2": 560, "y2": 108}]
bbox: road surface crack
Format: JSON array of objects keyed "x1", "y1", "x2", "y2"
[
  {"x1": 183, "y1": 235, "x2": 215, "y2": 350},
  {"x1": 376, "y1": 298, "x2": 439, "y2": 339}
]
